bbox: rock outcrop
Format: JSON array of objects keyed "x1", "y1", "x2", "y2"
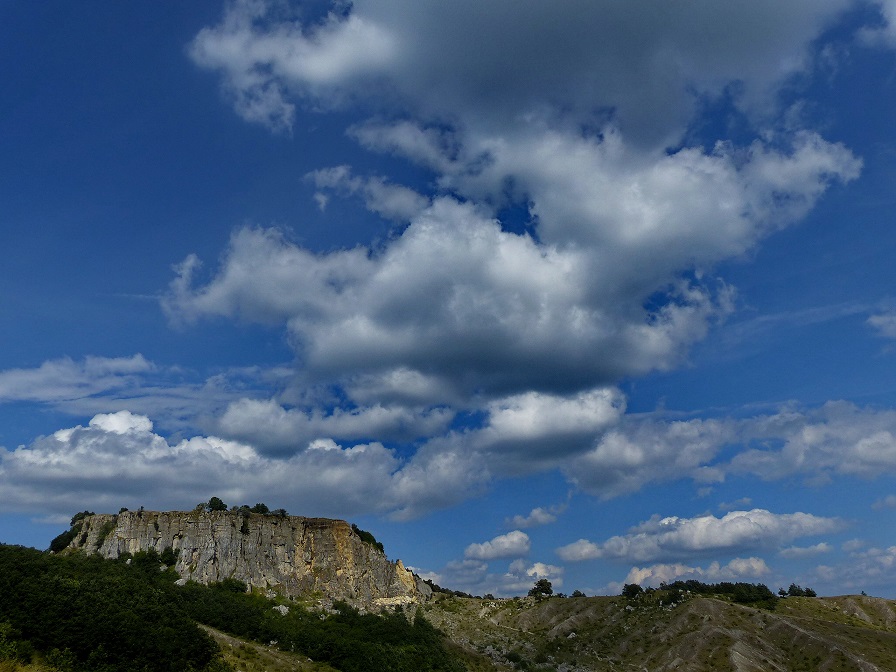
[{"x1": 65, "y1": 510, "x2": 431, "y2": 606}]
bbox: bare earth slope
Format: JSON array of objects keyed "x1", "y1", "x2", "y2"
[{"x1": 421, "y1": 592, "x2": 896, "y2": 671}]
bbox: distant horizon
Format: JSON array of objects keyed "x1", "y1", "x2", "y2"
[{"x1": 13, "y1": 505, "x2": 860, "y2": 601}]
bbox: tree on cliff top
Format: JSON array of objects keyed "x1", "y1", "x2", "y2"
[
  {"x1": 206, "y1": 497, "x2": 227, "y2": 512},
  {"x1": 351, "y1": 523, "x2": 385, "y2": 553}
]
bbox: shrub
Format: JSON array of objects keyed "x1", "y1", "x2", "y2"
[
  {"x1": 160, "y1": 547, "x2": 180, "y2": 566},
  {"x1": 622, "y1": 583, "x2": 643, "y2": 598},
  {"x1": 95, "y1": 519, "x2": 116, "y2": 548},
  {"x1": 49, "y1": 526, "x2": 81, "y2": 553},
  {"x1": 351, "y1": 524, "x2": 385, "y2": 553},
  {"x1": 217, "y1": 578, "x2": 248, "y2": 593},
  {"x1": 0, "y1": 622, "x2": 33, "y2": 664},
  {"x1": 49, "y1": 511, "x2": 98, "y2": 553},
  {"x1": 70, "y1": 511, "x2": 94, "y2": 527}
]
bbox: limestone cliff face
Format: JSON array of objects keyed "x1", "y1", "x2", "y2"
[{"x1": 67, "y1": 510, "x2": 431, "y2": 606}]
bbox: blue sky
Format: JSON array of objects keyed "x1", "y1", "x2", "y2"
[{"x1": 3, "y1": 0, "x2": 896, "y2": 598}]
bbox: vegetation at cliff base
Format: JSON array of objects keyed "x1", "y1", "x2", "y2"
[
  {"x1": 0, "y1": 543, "x2": 462, "y2": 672},
  {"x1": 48, "y1": 511, "x2": 94, "y2": 553},
  {"x1": 176, "y1": 581, "x2": 462, "y2": 672},
  {"x1": 0, "y1": 544, "x2": 223, "y2": 672}
]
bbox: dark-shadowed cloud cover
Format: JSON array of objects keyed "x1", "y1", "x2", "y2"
[{"x1": 3, "y1": 0, "x2": 896, "y2": 597}]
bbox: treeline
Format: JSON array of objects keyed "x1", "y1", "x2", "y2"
[
  {"x1": 200, "y1": 497, "x2": 288, "y2": 517},
  {"x1": 778, "y1": 583, "x2": 817, "y2": 597},
  {"x1": 656, "y1": 579, "x2": 817, "y2": 600},
  {"x1": 0, "y1": 543, "x2": 463, "y2": 672},
  {"x1": 622, "y1": 579, "x2": 780, "y2": 608},
  {"x1": 423, "y1": 578, "x2": 477, "y2": 599}
]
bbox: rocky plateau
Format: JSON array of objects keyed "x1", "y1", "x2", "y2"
[{"x1": 64, "y1": 509, "x2": 431, "y2": 606}]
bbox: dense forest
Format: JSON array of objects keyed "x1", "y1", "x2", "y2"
[{"x1": 0, "y1": 543, "x2": 462, "y2": 672}]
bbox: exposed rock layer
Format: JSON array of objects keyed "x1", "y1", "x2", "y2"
[{"x1": 67, "y1": 510, "x2": 430, "y2": 605}]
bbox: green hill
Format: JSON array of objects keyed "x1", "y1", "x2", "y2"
[{"x1": 4, "y1": 537, "x2": 896, "y2": 672}]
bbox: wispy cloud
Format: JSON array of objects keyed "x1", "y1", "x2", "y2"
[
  {"x1": 868, "y1": 310, "x2": 896, "y2": 340},
  {"x1": 0, "y1": 356, "x2": 289, "y2": 437},
  {"x1": 506, "y1": 503, "x2": 567, "y2": 529},
  {"x1": 0, "y1": 355, "x2": 153, "y2": 404},
  {"x1": 779, "y1": 543, "x2": 833, "y2": 558}
]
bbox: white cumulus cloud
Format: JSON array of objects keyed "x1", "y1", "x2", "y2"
[
  {"x1": 563, "y1": 401, "x2": 896, "y2": 500},
  {"x1": 565, "y1": 416, "x2": 733, "y2": 498},
  {"x1": 190, "y1": 0, "x2": 859, "y2": 146},
  {"x1": 215, "y1": 397, "x2": 454, "y2": 456},
  {"x1": 102, "y1": 0, "x2": 896, "y2": 516},
  {"x1": 307, "y1": 166, "x2": 430, "y2": 222},
  {"x1": 173, "y1": 1, "x2": 863, "y2": 417},
  {"x1": 0, "y1": 411, "x2": 490, "y2": 521},
  {"x1": 465, "y1": 531, "x2": 531, "y2": 561},
  {"x1": 557, "y1": 509, "x2": 842, "y2": 563}
]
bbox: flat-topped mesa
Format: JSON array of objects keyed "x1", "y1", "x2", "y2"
[{"x1": 64, "y1": 510, "x2": 431, "y2": 606}]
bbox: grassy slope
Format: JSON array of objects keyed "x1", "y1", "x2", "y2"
[
  {"x1": 0, "y1": 629, "x2": 337, "y2": 672},
  {"x1": 420, "y1": 593, "x2": 896, "y2": 671},
  {"x1": 201, "y1": 625, "x2": 338, "y2": 672}
]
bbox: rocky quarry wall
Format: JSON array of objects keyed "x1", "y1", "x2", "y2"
[{"x1": 65, "y1": 510, "x2": 431, "y2": 607}]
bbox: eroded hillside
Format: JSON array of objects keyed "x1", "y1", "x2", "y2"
[{"x1": 420, "y1": 591, "x2": 896, "y2": 671}]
